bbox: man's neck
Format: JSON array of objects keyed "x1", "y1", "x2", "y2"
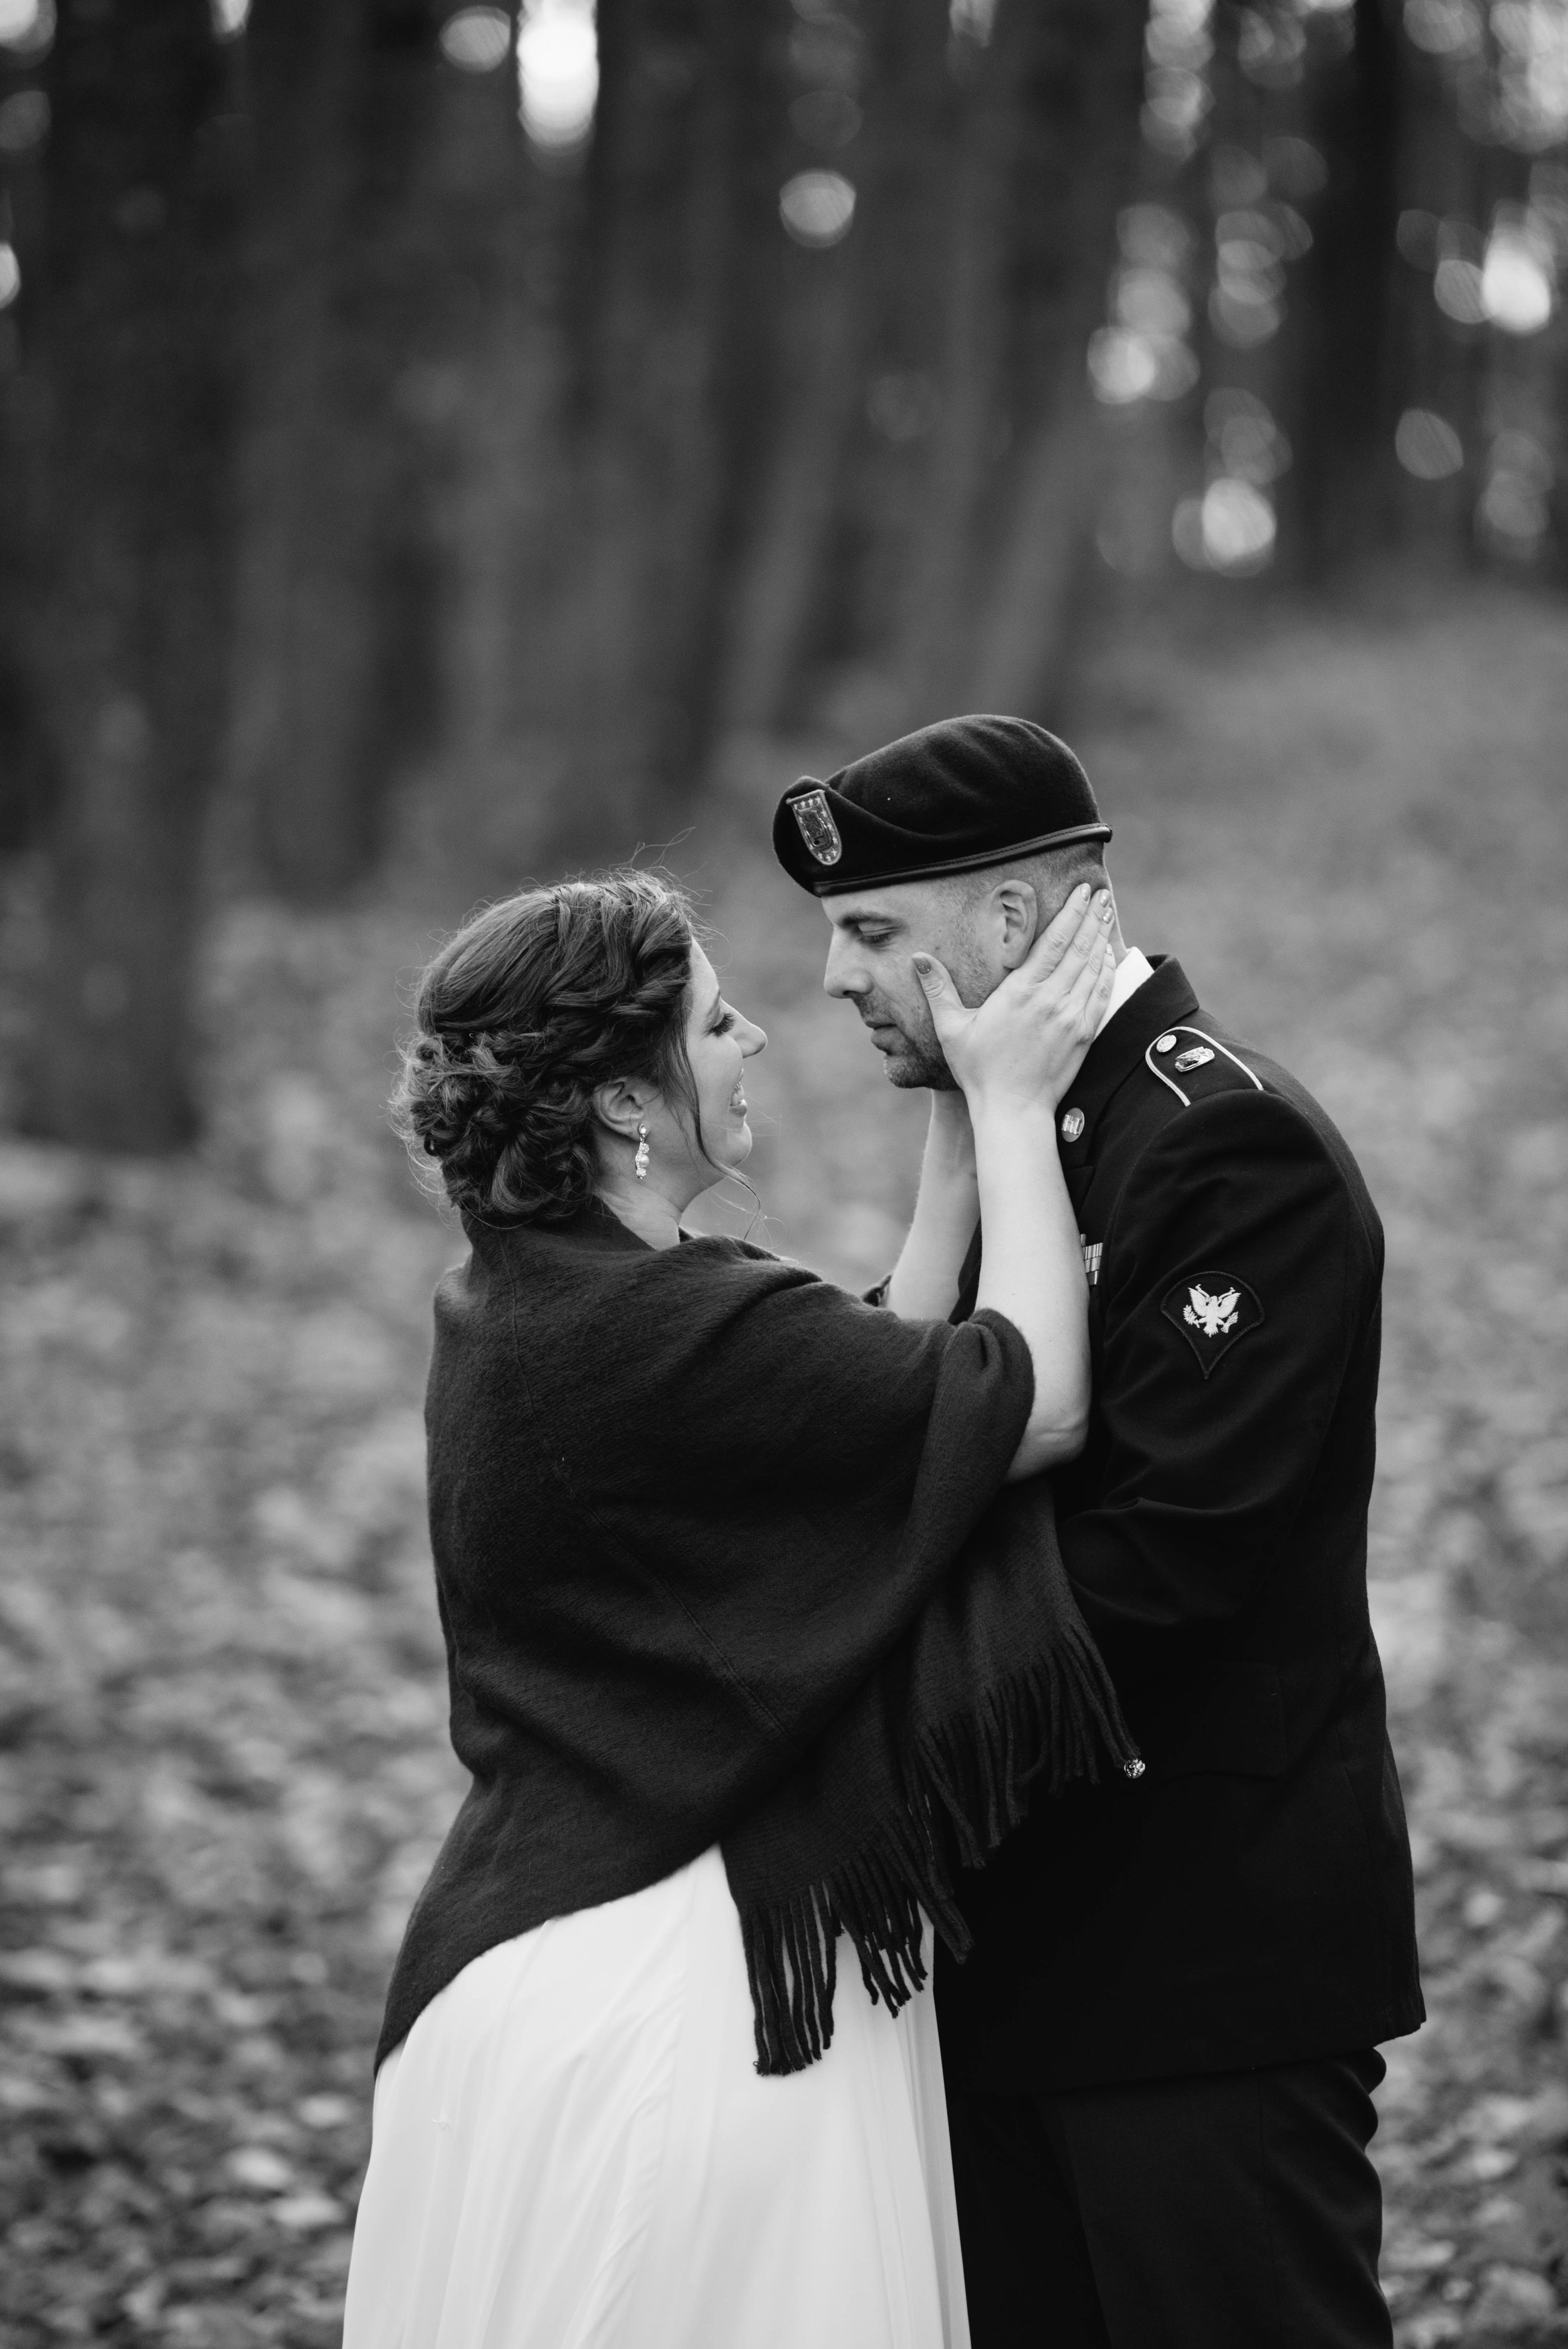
[{"x1": 1096, "y1": 942, "x2": 1155, "y2": 1035}]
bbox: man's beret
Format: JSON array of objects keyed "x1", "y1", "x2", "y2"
[{"x1": 771, "y1": 714, "x2": 1111, "y2": 897}]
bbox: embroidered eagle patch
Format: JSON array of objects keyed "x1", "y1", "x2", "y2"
[{"x1": 1160, "y1": 1270, "x2": 1263, "y2": 1376}]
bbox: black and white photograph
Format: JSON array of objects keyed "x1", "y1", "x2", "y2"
[{"x1": 1, "y1": 0, "x2": 1566, "y2": 2344}]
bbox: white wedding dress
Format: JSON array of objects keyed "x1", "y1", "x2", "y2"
[{"x1": 342, "y1": 1843, "x2": 970, "y2": 2349}]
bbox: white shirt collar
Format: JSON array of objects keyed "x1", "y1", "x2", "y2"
[{"x1": 1095, "y1": 945, "x2": 1155, "y2": 1036}]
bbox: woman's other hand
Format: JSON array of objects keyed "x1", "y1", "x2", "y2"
[{"x1": 913, "y1": 884, "x2": 1115, "y2": 1115}]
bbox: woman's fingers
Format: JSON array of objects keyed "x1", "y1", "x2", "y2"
[
  {"x1": 913, "y1": 953, "x2": 965, "y2": 1046},
  {"x1": 1024, "y1": 881, "x2": 1097, "y2": 977}
]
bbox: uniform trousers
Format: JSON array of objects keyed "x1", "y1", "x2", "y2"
[{"x1": 946, "y1": 2049, "x2": 1393, "y2": 2349}]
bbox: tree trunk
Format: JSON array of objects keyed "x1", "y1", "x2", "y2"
[
  {"x1": 1292, "y1": 0, "x2": 1406, "y2": 571},
  {"x1": 714, "y1": 0, "x2": 952, "y2": 745},
  {"x1": 226, "y1": 0, "x2": 443, "y2": 900},
  {"x1": 963, "y1": 0, "x2": 1148, "y2": 718},
  {"x1": 889, "y1": 12, "x2": 1029, "y2": 726},
  {"x1": 24, "y1": 1, "x2": 240, "y2": 1151},
  {"x1": 554, "y1": 0, "x2": 768, "y2": 859}
]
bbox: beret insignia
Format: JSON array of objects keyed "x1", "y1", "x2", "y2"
[
  {"x1": 771, "y1": 716, "x2": 1110, "y2": 896},
  {"x1": 1160, "y1": 1270, "x2": 1263, "y2": 1377},
  {"x1": 790, "y1": 789, "x2": 842, "y2": 866}
]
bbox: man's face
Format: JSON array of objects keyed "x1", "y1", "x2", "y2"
[{"x1": 820, "y1": 879, "x2": 995, "y2": 1088}]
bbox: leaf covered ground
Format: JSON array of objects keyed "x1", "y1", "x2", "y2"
[{"x1": 1, "y1": 588, "x2": 1567, "y2": 2346}]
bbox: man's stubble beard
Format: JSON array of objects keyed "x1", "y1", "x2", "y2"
[{"x1": 881, "y1": 1032, "x2": 958, "y2": 1090}]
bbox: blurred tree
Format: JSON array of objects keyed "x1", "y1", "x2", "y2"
[
  {"x1": 24, "y1": 0, "x2": 240, "y2": 1151},
  {"x1": 230, "y1": 0, "x2": 445, "y2": 901},
  {"x1": 559, "y1": 0, "x2": 780, "y2": 852},
  {"x1": 1291, "y1": 0, "x2": 1406, "y2": 570},
  {"x1": 947, "y1": 0, "x2": 1148, "y2": 718}
]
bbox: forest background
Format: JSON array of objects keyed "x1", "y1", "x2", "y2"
[{"x1": 1, "y1": 0, "x2": 1567, "y2": 2344}]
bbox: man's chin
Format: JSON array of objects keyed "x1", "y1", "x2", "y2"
[{"x1": 878, "y1": 1046, "x2": 956, "y2": 1091}]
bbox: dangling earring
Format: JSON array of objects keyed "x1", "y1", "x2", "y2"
[{"x1": 633, "y1": 1122, "x2": 650, "y2": 1182}]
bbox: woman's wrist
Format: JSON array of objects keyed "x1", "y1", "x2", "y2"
[
  {"x1": 968, "y1": 1092, "x2": 1065, "y2": 1145},
  {"x1": 926, "y1": 1090, "x2": 977, "y2": 1174}
]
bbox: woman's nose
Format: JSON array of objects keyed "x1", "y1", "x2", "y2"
[{"x1": 741, "y1": 1019, "x2": 766, "y2": 1056}]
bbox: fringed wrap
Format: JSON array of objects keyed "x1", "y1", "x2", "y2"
[{"x1": 734, "y1": 1611, "x2": 1138, "y2": 2077}]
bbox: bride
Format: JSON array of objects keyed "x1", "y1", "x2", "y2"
[{"x1": 342, "y1": 866, "x2": 1126, "y2": 2349}]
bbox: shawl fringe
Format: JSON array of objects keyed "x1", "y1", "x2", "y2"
[{"x1": 738, "y1": 1631, "x2": 1139, "y2": 2075}]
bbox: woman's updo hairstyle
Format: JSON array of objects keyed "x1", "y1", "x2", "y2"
[{"x1": 393, "y1": 871, "x2": 698, "y2": 1226}]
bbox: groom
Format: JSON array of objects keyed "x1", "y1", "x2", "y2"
[{"x1": 773, "y1": 715, "x2": 1422, "y2": 2349}]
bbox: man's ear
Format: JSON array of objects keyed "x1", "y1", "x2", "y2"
[{"x1": 992, "y1": 879, "x2": 1040, "y2": 971}]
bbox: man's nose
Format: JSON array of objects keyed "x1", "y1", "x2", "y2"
[{"x1": 823, "y1": 938, "x2": 866, "y2": 999}]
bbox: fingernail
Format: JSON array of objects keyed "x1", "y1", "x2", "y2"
[{"x1": 1076, "y1": 883, "x2": 1091, "y2": 901}]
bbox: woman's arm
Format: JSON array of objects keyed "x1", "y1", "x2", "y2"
[
  {"x1": 884, "y1": 1094, "x2": 978, "y2": 1320},
  {"x1": 914, "y1": 887, "x2": 1114, "y2": 1479}
]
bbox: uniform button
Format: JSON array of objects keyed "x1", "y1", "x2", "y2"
[
  {"x1": 1155, "y1": 1033, "x2": 1177, "y2": 1054},
  {"x1": 1060, "y1": 1107, "x2": 1085, "y2": 1142}
]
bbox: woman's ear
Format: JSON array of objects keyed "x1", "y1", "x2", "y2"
[
  {"x1": 591, "y1": 1076, "x2": 651, "y2": 1142},
  {"x1": 993, "y1": 880, "x2": 1040, "y2": 971}
]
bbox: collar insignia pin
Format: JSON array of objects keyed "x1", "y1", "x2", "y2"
[
  {"x1": 1173, "y1": 1045, "x2": 1214, "y2": 1073},
  {"x1": 791, "y1": 789, "x2": 842, "y2": 866},
  {"x1": 1061, "y1": 1106, "x2": 1084, "y2": 1142}
]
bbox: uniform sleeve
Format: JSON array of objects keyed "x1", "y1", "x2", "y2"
[{"x1": 1059, "y1": 1091, "x2": 1371, "y2": 1681}]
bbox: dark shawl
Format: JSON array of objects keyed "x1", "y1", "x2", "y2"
[{"x1": 378, "y1": 1199, "x2": 1135, "y2": 2076}]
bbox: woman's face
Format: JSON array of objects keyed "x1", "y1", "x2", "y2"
[{"x1": 657, "y1": 942, "x2": 766, "y2": 1186}]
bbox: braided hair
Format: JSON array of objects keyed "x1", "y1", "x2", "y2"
[{"x1": 392, "y1": 872, "x2": 698, "y2": 1226}]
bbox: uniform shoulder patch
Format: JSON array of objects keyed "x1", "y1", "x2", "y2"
[
  {"x1": 1145, "y1": 1026, "x2": 1263, "y2": 1107},
  {"x1": 1160, "y1": 1270, "x2": 1264, "y2": 1377}
]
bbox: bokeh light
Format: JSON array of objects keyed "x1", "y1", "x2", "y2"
[
  {"x1": 0, "y1": 90, "x2": 48, "y2": 157},
  {"x1": 1238, "y1": 8, "x2": 1306, "y2": 88},
  {"x1": 1492, "y1": 0, "x2": 1568, "y2": 147},
  {"x1": 0, "y1": 0, "x2": 49, "y2": 53},
  {"x1": 1404, "y1": 0, "x2": 1483, "y2": 53},
  {"x1": 866, "y1": 372, "x2": 940, "y2": 442},
  {"x1": 790, "y1": 90, "x2": 861, "y2": 149},
  {"x1": 780, "y1": 170, "x2": 856, "y2": 249},
  {"x1": 0, "y1": 245, "x2": 20, "y2": 310},
  {"x1": 1211, "y1": 215, "x2": 1285, "y2": 347},
  {"x1": 442, "y1": 6, "x2": 512, "y2": 73},
  {"x1": 1119, "y1": 203, "x2": 1194, "y2": 273},
  {"x1": 1205, "y1": 388, "x2": 1290, "y2": 483},
  {"x1": 517, "y1": 0, "x2": 598, "y2": 152},
  {"x1": 1395, "y1": 409, "x2": 1465, "y2": 479},
  {"x1": 1263, "y1": 133, "x2": 1327, "y2": 197},
  {"x1": 1088, "y1": 205, "x2": 1200, "y2": 405},
  {"x1": 1141, "y1": 0, "x2": 1214, "y2": 159},
  {"x1": 211, "y1": 0, "x2": 250, "y2": 37},
  {"x1": 1477, "y1": 431, "x2": 1553, "y2": 555},
  {"x1": 1088, "y1": 326, "x2": 1200, "y2": 405},
  {"x1": 1481, "y1": 218, "x2": 1555, "y2": 332},
  {"x1": 1172, "y1": 477, "x2": 1277, "y2": 573},
  {"x1": 1433, "y1": 255, "x2": 1487, "y2": 324}
]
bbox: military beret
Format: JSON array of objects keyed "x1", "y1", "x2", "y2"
[{"x1": 772, "y1": 714, "x2": 1111, "y2": 898}]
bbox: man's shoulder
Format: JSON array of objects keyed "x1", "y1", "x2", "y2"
[{"x1": 1103, "y1": 1007, "x2": 1379, "y2": 1234}]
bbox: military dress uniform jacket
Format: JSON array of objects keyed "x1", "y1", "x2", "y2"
[{"x1": 936, "y1": 955, "x2": 1424, "y2": 2094}]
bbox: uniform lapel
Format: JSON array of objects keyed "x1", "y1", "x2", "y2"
[
  {"x1": 1055, "y1": 956, "x2": 1199, "y2": 1209},
  {"x1": 951, "y1": 957, "x2": 1200, "y2": 1323}
]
